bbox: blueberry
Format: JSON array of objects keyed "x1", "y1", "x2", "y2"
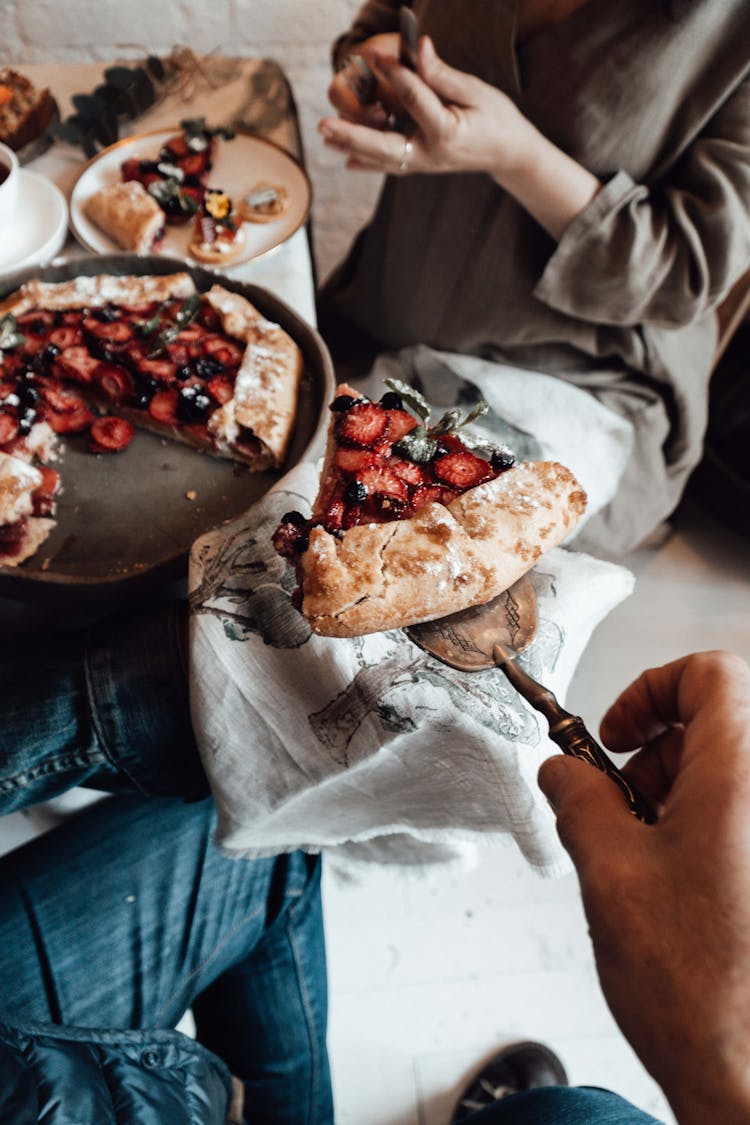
[
  {"x1": 379, "y1": 391, "x2": 404, "y2": 411},
  {"x1": 280, "y1": 510, "x2": 307, "y2": 527},
  {"x1": 491, "y1": 448, "x2": 516, "y2": 471},
  {"x1": 294, "y1": 534, "x2": 309, "y2": 554},
  {"x1": 176, "y1": 364, "x2": 192, "y2": 382},
  {"x1": 95, "y1": 305, "x2": 119, "y2": 322},
  {"x1": 18, "y1": 407, "x2": 36, "y2": 435},
  {"x1": 193, "y1": 356, "x2": 222, "y2": 380},
  {"x1": 19, "y1": 385, "x2": 40, "y2": 409},
  {"x1": 330, "y1": 394, "x2": 360, "y2": 413},
  {"x1": 344, "y1": 480, "x2": 368, "y2": 504},
  {"x1": 177, "y1": 384, "x2": 212, "y2": 423},
  {"x1": 132, "y1": 375, "x2": 159, "y2": 405}
]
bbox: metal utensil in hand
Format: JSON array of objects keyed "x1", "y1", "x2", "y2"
[
  {"x1": 391, "y1": 5, "x2": 420, "y2": 135},
  {"x1": 407, "y1": 577, "x2": 657, "y2": 824}
]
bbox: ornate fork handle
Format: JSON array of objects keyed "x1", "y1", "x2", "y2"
[
  {"x1": 492, "y1": 645, "x2": 657, "y2": 825},
  {"x1": 547, "y1": 715, "x2": 657, "y2": 825}
]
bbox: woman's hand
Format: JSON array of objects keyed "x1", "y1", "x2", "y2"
[
  {"x1": 539, "y1": 651, "x2": 750, "y2": 1125},
  {"x1": 320, "y1": 35, "x2": 600, "y2": 240}
]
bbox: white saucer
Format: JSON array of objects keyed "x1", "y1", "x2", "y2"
[{"x1": 0, "y1": 170, "x2": 68, "y2": 280}]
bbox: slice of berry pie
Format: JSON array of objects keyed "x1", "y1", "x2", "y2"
[{"x1": 274, "y1": 381, "x2": 587, "y2": 637}]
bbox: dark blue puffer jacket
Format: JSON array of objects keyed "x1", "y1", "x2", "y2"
[{"x1": 0, "y1": 1015, "x2": 233, "y2": 1124}]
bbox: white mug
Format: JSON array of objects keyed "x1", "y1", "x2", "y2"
[{"x1": 0, "y1": 142, "x2": 19, "y2": 235}]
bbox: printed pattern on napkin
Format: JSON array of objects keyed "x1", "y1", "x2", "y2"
[{"x1": 189, "y1": 353, "x2": 635, "y2": 871}]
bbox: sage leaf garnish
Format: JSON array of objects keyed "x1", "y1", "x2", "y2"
[
  {"x1": 147, "y1": 295, "x2": 201, "y2": 357},
  {"x1": 393, "y1": 426, "x2": 440, "y2": 463},
  {"x1": 384, "y1": 377, "x2": 431, "y2": 422},
  {"x1": 0, "y1": 314, "x2": 25, "y2": 352}
]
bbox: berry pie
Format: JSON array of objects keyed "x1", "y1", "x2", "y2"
[
  {"x1": 274, "y1": 382, "x2": 587, "y2": 637},
  {"x1": 0, "y1": 271, "x2": 303, "y2": 566}
]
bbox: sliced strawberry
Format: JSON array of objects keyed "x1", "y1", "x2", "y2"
[
  {"x1": 435, "y1": 433, "x2": 467, "y2": 454},
  {"x1": 180, "y1": 151, "x2": 211, "y2": 178},
  {"x1": 197, "y1": 305, "x2": 222, "y2": 331},
  {"x1": 337, "y1": 402, "x2": 388, "y2": 448},
  {"x1": 165, "y1": 342, "x2": 191, "y2": 367},
  {"x1": 121, "y1": 157, "x2": 144, "y2": 181},
  {"x1": 120, "y1": 304, "x2": 158, "y2": 318},
  {"x1": 60, "y1": 310, "x2": 84, "y2": 326},
  {"x1": 357, "y1": 465, "x2": 408, "y2": 502},
  {"x1": 49, "y1": 325, "x2": 83, "y2": 350},
  {"x1": 138, "y1": 357, "x2": 177, "y2": 383},
  {"x1": 17, "y1": 309, "x2": 55, "y2": 332},
  {"x1": 333, "y1": 448, "x2": 377, "y2": 474},
  {"x1": 46, "y1": 404, "x2": 94, "y2": 434},
  {"x1": 54, "y1": 346, "x2": 101, "y2": 384},
  {"x1": 32, "y1": 466, "x2": 60, "y2": 515},
  {"x1": 207, "y1": 344, "x2": 242, "y2": 368},
  {"x1": 160, "y1": 133, "x2": 191, "y2": 159},
  {"x1": 322, "y1": 499, "x2": 345, "y2": 533},
  {"x1": 90, "y1": 416, "x2": 135, "y2": 453},
  {"x1": 93, "y1": 363, "x2": 135, "y2": 404},
  {"x1": 272, "y1": 512, "x2": 309, "y2": 559},
  {"x1": 149, "y1": 389, "x2": 179, "y2": 425},
  {"x1": 0, "y1": 412, "x2": 19, "y2": 446},
  {"x1": 433, "y1": 451, "x2": 496, "y2": 490},
  {"x1": 391, "y1": 459, "x2": 426, "y2": 486},
  {"x1": 83, "y1": 317, "x2": 134, "y2": 342},
  {"x1": 411, "y1": 484, "x2": 459, "y2": 510},
  {"x1": 343, "y1": 504, "x2": 364, "y2": 530},
  {"x1": 40, "y1": 385, "x2": 88, "y2": 414},
  {"x1": 207, "y1": 374, "x2": 234, "y2": 404},
  {"x1": 175, "y1": 324, "x2": 206, "y2": 343},
  {"x1": 386, "y1": 409, "x2": 418, "y2": 442},
  {"x1": 203, "y1": 337, "x2": 244, "y2": 366}
]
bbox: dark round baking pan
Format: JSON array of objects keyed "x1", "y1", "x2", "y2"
[{"x1": 0, "y1": 254, "x2": 334, "y2": 602}]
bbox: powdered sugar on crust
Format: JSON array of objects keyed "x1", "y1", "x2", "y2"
[
  {"x1": 0, "y1": 451, "x2": 41, "y2": 524},
  {"x1": 204, "y1": 284, "x2": 302, "y2": 466},
  {"x1": 0, "y1": 273, "x2": 195, "y2": 316}
]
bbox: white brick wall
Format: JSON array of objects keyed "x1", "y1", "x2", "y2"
[{"x1": 4, "y1": 0, "x2": 384, "y2": 282}]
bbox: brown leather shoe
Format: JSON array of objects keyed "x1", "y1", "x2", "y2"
[{"x1": 450, "y1": 1041, "x2": 568, "y2": 1121}]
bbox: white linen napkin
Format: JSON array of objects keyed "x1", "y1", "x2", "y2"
[{"x1": 188, "y1": 348, "x2": 635, "y2": 873}]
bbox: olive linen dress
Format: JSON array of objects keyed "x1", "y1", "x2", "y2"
[{"x1": 320, "y1": 0, "x2": 750, "y2": 555}]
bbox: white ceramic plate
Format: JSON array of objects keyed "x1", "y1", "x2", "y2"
[
  {"x1": 69, "y1": 128, "x2": 312, "y2": 266},
  {"x1": 0, "y1": 170, "x2": 68, "y2": 279}
]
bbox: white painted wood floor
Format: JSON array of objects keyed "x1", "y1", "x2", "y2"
[
  {"x1": 324, "y1": 497, "x2": 750, "y2": 1125},
  {"x1": 1, "y1": 496, "x2": 747, "y2": 1124}
]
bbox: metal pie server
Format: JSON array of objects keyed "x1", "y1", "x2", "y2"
[{"x1": 406, "y1": 577, "x2": 656, "y2": 824}]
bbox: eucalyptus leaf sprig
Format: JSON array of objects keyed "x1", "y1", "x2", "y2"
[
  {"x1": 53, "y1": 56, "x2": 174, "y2": 158},
  {"x1": 385, "y1": 378, "x2": 494, "y2": 464}
]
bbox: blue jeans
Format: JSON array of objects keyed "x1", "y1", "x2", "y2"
[
  {"x1": 0, "y1": 601, "x2": 333, "y2": 1124},
  {"x1": 463, "y1": 1086, "x2": 664, "y2": 1123}
]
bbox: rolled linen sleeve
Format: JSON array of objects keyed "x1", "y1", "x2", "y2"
[
  {"x1": 331, "y1": 0, "x2": 402, "y2": 71},
  {"x1": 534, "y1": 75, "x2": 750, "y2": 329}
]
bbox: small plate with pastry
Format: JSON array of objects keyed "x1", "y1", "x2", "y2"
[{"x1": 69, "y1": 122, "x2": 312, "y2": 267}]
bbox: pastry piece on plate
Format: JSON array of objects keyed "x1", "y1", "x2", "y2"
[
  {"x1": 189, "y1": 189, "x2": 245, "y2": 264},
  {"x1": 237, "y1": 182, "x2": 289, "y2": 224},
  {"x1": 83, "y1": 181, "x2": 165, "y2": 254},
  {"x1": 274, "y1": 382, "x2": 587, "y2": 637}
]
